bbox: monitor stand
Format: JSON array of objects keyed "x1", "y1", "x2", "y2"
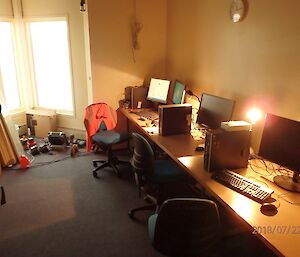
[{"x1": 274, "y1": 171, "x2": 300, "y2": 192}]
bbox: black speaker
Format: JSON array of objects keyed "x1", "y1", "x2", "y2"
[
  {"x1": 124, "y1": 86, "x2": 152, "y2": 109},
  {"x1": 204, "y1": 129, "x2": 251, "y2": 172}
]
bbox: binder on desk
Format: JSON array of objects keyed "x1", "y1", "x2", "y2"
[{"x1": 158, "y1": 104, "x2": 192, "y2": 136}]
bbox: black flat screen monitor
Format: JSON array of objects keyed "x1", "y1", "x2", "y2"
[
  {"x1": 196, "y1": 93, "x2": 235, "y2": 129},
  {"x1": 259, "y1": 113, "x2": 300, "y2": 192},
  {"x1": 147, "y1": 78, "x2": 170, "y2": 104},
  {"x1": 172, "y1": 80, "x2": 185, "y2": 104}
]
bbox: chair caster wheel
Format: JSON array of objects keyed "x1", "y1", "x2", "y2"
[
  {"x1": 128, "y1": 210, "x2": 134, "y2": 219},
  {"x1": 93, "y1": 171, "x2": 98, "y2": 178}
]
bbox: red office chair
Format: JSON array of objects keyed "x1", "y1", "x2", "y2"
[{"x1": 84, "y1": 103, "x2": 130, "y2": 178}]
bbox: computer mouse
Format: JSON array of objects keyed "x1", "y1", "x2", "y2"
[
  {"x1": 195, "y1": 145, "x2": 205, "y2": 152},
  {"x1": 260, "y1": 203, "x2": 278, "y2": 215}
]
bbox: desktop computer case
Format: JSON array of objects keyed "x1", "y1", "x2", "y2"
[
  {"x1": 204, "y1": 129, "x2": 251, "y2": 172},
  {"x1": 158, "y1": 104, "x2": 192, "y2": 136},
  {"x1": 124, "y1": 86, "x2": 152, "y2": 109}
]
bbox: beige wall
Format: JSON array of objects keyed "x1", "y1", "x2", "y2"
[
  {"x1": 166, "y1": 0, "x2": 300, "y2": 151},
  {"x1": 0, "y1": 0, "x2": 13, "y2": 17},
  {"x1": 88, "y1": 0, "x2": 167, "y2": 109}
]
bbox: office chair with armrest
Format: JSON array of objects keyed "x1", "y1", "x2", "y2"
[
  {"x1": 1, "y1": 186, "x2": 6, "y2": 205},
  {"x1": 148, "y1": 198, "x2": 221, "y2": 257},
  {"x1": 128, "y1": 132, "x2": 186, "y2": 218},
  {"x1": 84, "y1": 103, "x2": 130, "y2": 178}
]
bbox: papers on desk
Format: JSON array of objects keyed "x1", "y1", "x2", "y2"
[
  {"x1": 190, "y1": 129, "x2": 205, "y2": 140},
  {"x1": 144, "y1": 126, "x2": 204, "y2": 137},
  {"x1": 144, "y1": 126, "x2": 159, "y2": 135}
]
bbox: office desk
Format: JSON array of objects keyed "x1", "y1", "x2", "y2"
[
  {"x1": 179, "y1": 156, "x2": 300, "y2": 257},
  {"x1": 120, "y1": 108, "x2": 300, "y2": 257},
  {"x1": 121, "y1": 108, "x2": 203, "y2": 158}
]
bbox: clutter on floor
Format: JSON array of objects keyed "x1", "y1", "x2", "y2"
[{"x1": 17, "y1": 130, "x2": 86, "y2": 169}]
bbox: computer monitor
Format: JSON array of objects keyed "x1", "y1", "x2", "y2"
[
  {"x1": 196, "y1": 93, "x2": 235, "y2": 129},
  {"x1": 259, "y1": 113, "x2": 300, "y2": 192},
  {"x1": 147, "y1": 78, "x2": 170, "y2": 104},
  {"x1": 172, "y1": 80, "x2": 185, "y2": 104}
]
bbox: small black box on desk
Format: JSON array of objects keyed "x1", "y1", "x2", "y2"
[
  {"x1": 204, "y1": 129, "x2": 251, "y2": 172},
  {"x1": 125, "y1": 86, "x2": 152, "y2": 109},
  {"x1": 158, "y1": 104, "x2": 192, "y2": 136}
]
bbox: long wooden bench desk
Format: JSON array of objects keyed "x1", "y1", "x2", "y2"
[{"x1": 120, "y1": 108, "x2": 300, "y2": 257}]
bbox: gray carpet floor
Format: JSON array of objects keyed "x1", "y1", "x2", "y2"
[
  {"x1": 0, "y1": 150, "x2": 164, "y2": 257},
  {"x1": 0, "y1": 149, "x2": 278, "y2": 257}
]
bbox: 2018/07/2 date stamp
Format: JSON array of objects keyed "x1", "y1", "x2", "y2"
[{"x1": 253, "y1": 226, "x2": 300, "y2": 235}]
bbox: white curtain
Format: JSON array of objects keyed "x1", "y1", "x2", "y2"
[
  {"x1": 0, "y1": 69, "x2": 8, "y2": 115},
  {"x1": 0, "y1": 69, "x2": 23, "y2": 166}
]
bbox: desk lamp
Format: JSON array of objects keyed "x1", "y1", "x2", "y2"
[
  {"x1": 246, "y1": 106, "x2": 263, "y2": 157},
  {"x1": 185, "y1": 90, "x2": 201, "y2": 103},
  {"x1": 247, "y1": 107, "x2": 262, "y2": 125},
  {"x1": 185, "y1": 90, "x2": 202, "y2": 139}
]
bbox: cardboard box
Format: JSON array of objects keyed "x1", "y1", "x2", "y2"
[{"x1": 26, "y1": 109, "x2": 57, "y2": 138}]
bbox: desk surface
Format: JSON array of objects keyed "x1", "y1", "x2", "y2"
[
  {"x1": 121, "y1": 108, "x2": 300, "y2": 257},
  {"x1": 121, "y1": 108, "x2": 203, "y2": 158}
]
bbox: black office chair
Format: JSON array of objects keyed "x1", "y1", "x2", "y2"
[
  {"x1": 148, "y1": 198, "x2": 221, "y2": 257},
  {"x1": 128, "y1": 132, "x2": 186, "y2": 218},
  {"x1": 84, "y1": 103, "x2": 130, "y2": 178}
]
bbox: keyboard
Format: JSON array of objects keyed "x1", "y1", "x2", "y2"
[
  {"x1": 135, "y1": 110, "x2": 159, "y2": 120},
  {"x1": 213, "y1": 170, "x2": 274, "y2": 203}
]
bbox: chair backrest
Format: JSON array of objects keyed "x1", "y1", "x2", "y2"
[
  {"x1": 153, "y1": 198, "x2": 221, "y2": 257},
  {"x1": 131, "y1": 132, "x2": 155, "y2": 175},
  {"x1": 84, "y1": 103, "x2": 117, "y2": 152}
]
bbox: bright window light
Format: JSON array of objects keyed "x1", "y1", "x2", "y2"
[
  {"x1": 28, "y1": 20, "x2": 73, "y2": 112},
  {"x1": 0, "y1": 22, "x2": 21, "y2": 110}
]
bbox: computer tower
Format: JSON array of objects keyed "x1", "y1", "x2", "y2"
[
  {"x1": 204, "y1": 129, "x2": 251, "y2": 172},
  {"x1": 158, "y1": 104, "x2": 192, "y2": 136},
  {"x1": 124, "y1": 86, "x2": 152, "y2": 109}
]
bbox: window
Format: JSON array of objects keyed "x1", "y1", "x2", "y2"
[
  {"x1": 27, "y1": 20, "x2": 73, "y2": 112},
  {"x1": 0, "y1": 22, "x2": 21, "y2": 111}
]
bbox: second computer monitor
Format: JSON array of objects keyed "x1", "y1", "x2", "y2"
[
  {"x1": 172, "y1": 80, "x2": 185, "y2": 104},
  {"x1": 197, "y1": 93, "x2": 235, "y2": 129},
  {"x1": 259, "y1": 113, "x2": 300, "y2": 192},
  {"x1": 147, "y1": 78, "x2": 170, "y2": 104}
]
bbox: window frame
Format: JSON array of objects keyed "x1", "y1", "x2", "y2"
[
  {"x1": 25, "y1": 16, "x2": 75, "y2": 116},
  {"x1": 0, "y1": 18, "x2": 24, "y2": 114}
]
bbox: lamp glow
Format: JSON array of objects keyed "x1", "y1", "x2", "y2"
[{"x1": 247, "y1": 107, "x2": 262, "y2": 124}]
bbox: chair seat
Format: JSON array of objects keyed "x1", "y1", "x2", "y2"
[
  {"x1": 147, "y1": 160, "x2": 186, "y2": 184},
  {"x1": 92, "y1": 130, "x2": 130, "y2": 145}
]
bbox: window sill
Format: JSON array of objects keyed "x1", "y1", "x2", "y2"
[{"x1": 2, "y1": 108, "x2": 26, "y2": 117}]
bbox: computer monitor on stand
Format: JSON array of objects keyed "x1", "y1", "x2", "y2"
[
  {"x1": 196, "y1": 93, "x2": 235, "y2": 129},
  {"x1": 172, "y1": 80, "x2": 185, "y2": 104},
  {"x1": 147, "y1": 78, "x2": 170, "y2": 110},
  {"x1": 259, "y1": 113, "x2": 300, "y2": 192}
]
